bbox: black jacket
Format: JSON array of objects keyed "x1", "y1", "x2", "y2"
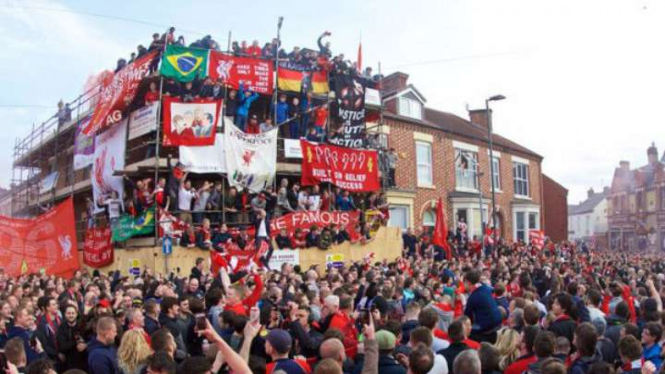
[
  {"x1": 56, "y1": 321, "x2": 88, "y2": 372},
  {"x1": 289, "y1": 322, "x2": 323, "y2": 358},
  {"x1": 438, "y1": 342, "x2": 470, "y2": 374},
  {"x1": 548, "y1": 316, "x2": 576, "y2": 344}
]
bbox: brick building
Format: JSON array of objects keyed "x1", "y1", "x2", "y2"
[
  {"x1": 377, "y1": 72, "x2": 545, "y2": 243},
  {"x1": 542, "y1": 174, "x2": 568, "y2": 242},
  {"x1": 607, "y1": 143, "x2": 665, "y2": 252}
]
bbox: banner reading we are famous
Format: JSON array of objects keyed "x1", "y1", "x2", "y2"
[
  {"x1": 209, "y1": 51, "x2": 274, "y2": 95},
  {"x1": 0, "y1": 198, "x2": 80, "y2": 277},
  {"x1": 300, "y1": 140, "x2": 380, "y2": 192},
  {"x1": 271, "y1": 211, "x2": 361, "y2": 237},
  {"x1": 83, "y1": 51, "x2": 156, "y2": 135}
]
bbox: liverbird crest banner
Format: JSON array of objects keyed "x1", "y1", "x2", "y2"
[
  {"x1": 92, "y1": 119, "x2": 127, "y2": 214},
  {"x1": 300, "y1": 140, "x2": 380, "y2": 192},
  {"x1": 0, "y1": 198, "x2": 80, "y2": 277},
  {"x1": 224, "y1": 119, "x2": 277, "y2": 193}
]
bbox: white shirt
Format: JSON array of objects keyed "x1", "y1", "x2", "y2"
[
  {"x1": 432, "y1": 336, "x2": 450, "y2": 352},
  {"x1": 104, "y1": 198, "x2": 122, "y2": 219},
  {"x1": 588, "y1": 307, "x2": 606, "y2": 322},
  {"x1": 308, "y1": 195, "x2": 321, "y2": 211},
  {"x1": 430, "y1": 353, "x2": 449, "y2": 374},
  {"x1": 258, "y1": 219, "x2": 268, "y2": 238},
  {"x1": 178, "y1": 187, "x2": 196, "y2": 211}
]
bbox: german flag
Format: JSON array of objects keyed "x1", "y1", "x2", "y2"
[{"x1": 278, "y1": 69, "x2": 329, "y2": 94}]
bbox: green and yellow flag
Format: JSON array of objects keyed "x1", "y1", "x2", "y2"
[
  {"x1": 160, "y1": 45, "x2": 209, "y2": 82},
  {"x1": 112, "y1": 207, "x2": 155, "y2": 242}
]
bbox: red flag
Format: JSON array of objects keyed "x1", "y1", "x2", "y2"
[
  {"x1": 431, "y1": 198, "x2": 451, "y2": 260},
  {"x1": 358, "y1": 41, "x2": 362, "y2": 71}
]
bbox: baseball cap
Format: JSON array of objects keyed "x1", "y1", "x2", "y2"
[
  {"x1": 375, "y1": 330, "x2": 396, "y2": 351},
  {"x1": 266, "y1": 329, "x2": 292, "y2": 354}
]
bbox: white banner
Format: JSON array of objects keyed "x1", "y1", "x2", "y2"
[
  {"x1": 283, "y1": 138, "x2": 303, "y2": 158},
  {"x1": 224, "y1": 119, "x2": 277, "y2": 193},
  {"x1": 92, "y1": 120, "x2": 127, "y2": 213},
  {"x1": 365, "y1": 88, "x2": 381, "y2": 106},
  {"x1": 73, "y1": 117, "x2": 95, "y2": 170},
  {"x1": 39, "y1": 171, "x2": 59, "y2": 193},
  {"x1": 128, "y1": 102, "x2": 159, "y2": 140},
  {"x1": 179, "y1": 134, "x2": 227, "y2": 173},
  {"x1": 268, "y1": 249, "x2": 300, "y2": 270}
]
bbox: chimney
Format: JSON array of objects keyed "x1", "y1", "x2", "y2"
[
  {"x1": 603, "y1": 186, "x2": 610, "y2": 196},
  {"x1": 619, "y1": 160, "x2": 630, "y2": 172},
  {"x1": 469, "y1": 108, "x2": 491, "y2": 132},
  {"x1": 380, "y1": 72, "x2": 409, "y2": 95},
  {"x1": 648, "y1": 142, "x2": 658, "y2": 165},
  {"x1": 587, "y1": 188, "x2": 594, "y2": 199}
]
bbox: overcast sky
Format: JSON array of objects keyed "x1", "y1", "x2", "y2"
[{"x1": 1, "y1": 0, "x2": 664, "y2": 204}]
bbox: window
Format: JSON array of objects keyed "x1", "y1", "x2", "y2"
[
  {"x1": 585, "y1": 216, "x2": 590, "y2": 236},
  {"x1": 513, "y1": 162, "x2": 530, "y2": 197},
  {"x1": 661, "y1": 187, "x2": 665, "y2": 210},
  {"x1": 516, "y1": 212, "x2": 526, "y2": 242},
  {"x1": 416, "y1": 141, "x2": 432, "y2": 186},
  {"x1": 422, "y1": 210, "x2": 435, "y2": 227},
  {"x1": 399, "y1": 97, "x2": 422, "y2": 120},
  {"x1": 515, "y1": 209, "x2": 539, "y2": 243},
  {"x1": 388, "y1": 205, "x2": 410, "y2": 231},
  {"x1": 491, "y1": 156, "x2": 501, "y2": 191},
  {"x1": 455, "y1": 149, "x2": 478, "y2": 190}
]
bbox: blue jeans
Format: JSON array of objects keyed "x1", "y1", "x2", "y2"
[
  {"x1": 235, "y1": 114, "x2": 247, "y2": 131},
  {"x1": 289, "y1": 121, "x2": 300, "y2": 139}
]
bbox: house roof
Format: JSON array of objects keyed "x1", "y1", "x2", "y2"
[
  {"x1": 382, "y1": 84, "x2": 428, "y2": 104},
  {"x1": 569, "y1": 192, "x2": 606, "y2": 215},
  {"x1": 384, "y1": 108, "x2": 542, "y2": 160}
]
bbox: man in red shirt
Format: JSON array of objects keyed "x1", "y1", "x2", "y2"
[
  {"x1": 224, "y1": 271, "x2": 264, "y2": 317},
  {"x1": 323, "y1": 294, "x2": 358, "y2": 359}
]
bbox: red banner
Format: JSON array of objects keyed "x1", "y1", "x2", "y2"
[
  {"x1": 162, "y1": 97, "x2": 221, "y2": 146},
  {"x1": 271, "y1": 210, "x2": 361, "y2": 237},
  {"x1": 300, "y1": 140, "x2": 380, "y2": 192},
  {"x1": 0, "y1": 198, "x2": 80, "y2": 277},
  {"x1": 83, "y1": 227, "x2": 114, "y2": 268},
  {"x1": 83, "y1": 51, "x2": 157, "y2": 135},
  {"x1": 529, "y1": 230, "x2": 545, "y2": 249},
  {"x1": 209, "y1": 52, "x2": 274, "y2": 95}
]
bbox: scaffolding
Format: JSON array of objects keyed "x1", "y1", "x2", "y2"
[{"x1": 11, "y1": 87, "x2": 99, "y2": 217}]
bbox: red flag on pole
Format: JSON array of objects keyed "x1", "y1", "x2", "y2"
[
  {"x1": 431, "y1": 197, "x2": 451, "y2": 260},
  {"x1": 357, "y1": 41, "x2": 362, "y2": 71}
]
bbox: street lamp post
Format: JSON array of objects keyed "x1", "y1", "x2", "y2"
[{"x1": 486, "y1": 94, "x2": 505, "y2": 254}]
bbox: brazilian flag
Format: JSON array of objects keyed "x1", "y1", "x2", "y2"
[
  {"x1": 112, "y1": 207, "x2": 155, "y2": 242},
  {"x1": 160, "y1": 45, "x2": 209, "y2": 82}
]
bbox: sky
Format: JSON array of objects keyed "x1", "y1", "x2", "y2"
[{"x1": 1, "y1": 0, "x2": 664, "y2": 204}]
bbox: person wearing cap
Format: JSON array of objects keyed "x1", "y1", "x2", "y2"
[
  {"x1": 265, "y1": 328, "x2": 311, "y2": 374},
  {"x1": 247, "y1": 114, "x2": 260, "y2": 134},
  {"x1": 365, "y1": 329, "x2": 405, "y2": 374}
]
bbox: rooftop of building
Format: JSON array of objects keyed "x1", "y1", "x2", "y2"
[{"x1": 569, "y1": 187, "x2": 608, "y2": 215}]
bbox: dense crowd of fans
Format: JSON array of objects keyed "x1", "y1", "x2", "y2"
[{"x1": 1, "y1": 241, "x2": 665, "y2": 374}]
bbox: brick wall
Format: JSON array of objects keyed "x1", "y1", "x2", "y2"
[
  {"x1": 542, "y1": 174, "x2": 569, "y2": 242},
  {"x1": 386, "y1": 116, "x2": 543, "y2": 242}
]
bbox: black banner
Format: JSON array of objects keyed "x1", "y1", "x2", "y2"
[{"x1": 330, "y1": 74, "x2": 366, "y2": 148}]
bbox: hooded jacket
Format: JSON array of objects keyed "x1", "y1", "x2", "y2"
[{"x1": 87, "y1": 337, "x2": 118, "y2": 374}]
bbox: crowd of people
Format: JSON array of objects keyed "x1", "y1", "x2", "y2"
[
  {"x1": 88, "y1": 168, "x2": 391, "y2": 254},
  {"x1": 1, "y1": 239, "x2": 665, "y2": 374}
]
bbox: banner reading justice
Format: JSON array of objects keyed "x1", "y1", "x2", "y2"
[
  {"x1": 0, "y1": 198, "x2": 80, "y2": 277},
  {"x1": 300, "y1": 140, "x2": 380, "y2": 192}
]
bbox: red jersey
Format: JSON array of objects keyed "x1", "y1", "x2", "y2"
[{"x1": 224, "y1": 274, "x2": 263, "y2": 316}]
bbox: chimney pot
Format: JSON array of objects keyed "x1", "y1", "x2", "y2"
[{"x1": 587, "y1": 188, "x2": 594, "y2": 199}]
